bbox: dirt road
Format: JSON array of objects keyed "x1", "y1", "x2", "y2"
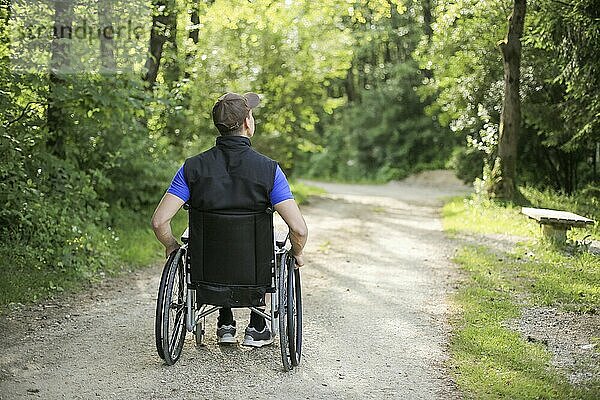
[{"x1": 0, "y1": 173, "x2": 469, "y2": 399}]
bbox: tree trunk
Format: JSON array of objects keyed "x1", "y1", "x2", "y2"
[
  {"x1": 143, "y1": 0, "x2": 175, "y2": 89},
  {"x1": 422, "y1": 0, "x2": 433, "y2": 42},
  {"x1": 345, "y1": 64, "x2": 358, "y2": 102},
  {"x1": 161, "y1": 0, "x2": 180, "y2": 84},
  {"x1": 98, "y1": 0, "x2": 116, "y2": 72},
  {"x1": 1, "y1": 0, "x2": 10, "y2": 24},
  {"x1": 185, "y1": 0, "x2": 216, "y2": 79},
  {"x1": 592, "y1": 142, "x2": 600, "y2": 182},
  {"x1": 489, "y1": 0, "x2": 526, "y2": 200},
  {"x1": 189, "y1": 4, "x2": 200, "y2": 45},
  {"x1": 47, "y1": 0, "x2": 74, "y2": 158},
  {"x1": 50, "y1": 0, "x2": 73, "y2": 73},
  {"x1": 421, "y1": 0, "x2": 434, "y2": 79}
]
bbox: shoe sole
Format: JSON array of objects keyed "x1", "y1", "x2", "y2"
[
  {"x1": 242, "y1": 337, "x2": 274, "y2": 348},
  {"x1": 218, "y1": 334, "x2": 237, "y2": 345}
]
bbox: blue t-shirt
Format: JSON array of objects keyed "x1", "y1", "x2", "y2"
[{"x1": 167, "y1": 164, "x2": 294, "y2": 206}]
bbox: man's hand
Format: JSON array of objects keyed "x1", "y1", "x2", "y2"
[
  {"x1": 165, "y1": 243, "x2": 180, "y2": 259},
  {"x1": 293, "y1": 252, "x2": 305, "y2": 269}
]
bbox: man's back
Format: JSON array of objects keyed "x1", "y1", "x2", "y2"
[{"x1": 184, "y1": 135, "x2": 277, "y2": 213}]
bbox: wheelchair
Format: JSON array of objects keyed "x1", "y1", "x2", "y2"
[{"x1": 154, "y1": 207, "x2": 302, "y2": 371}]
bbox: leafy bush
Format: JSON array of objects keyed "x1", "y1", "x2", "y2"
[
  {"x1": 447, "y1": 146, "x2": 485, "y2": 184},
  {"x1": 0, "y1": 136, "x2": 115, "y2": 273},
  {"x1": 0, "y1": 66, "x2": 171, "y2": 296}
]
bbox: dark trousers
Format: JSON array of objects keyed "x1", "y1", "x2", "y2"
[{"x1": 218, "y1": 307, "x2": 266, "y2": 330}]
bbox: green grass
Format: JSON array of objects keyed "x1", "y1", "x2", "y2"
[
  {"x1": 0, "y1": 206, "x2": 170, "y2": 308},
  {"x1": 290, "y1": 180, "x2": 326, "y2": 204},
  {"x1": 0, "y1": 255, "x2": 86, "y2": 306},
  {"x1": 443, "y1": 196, "x2": 539, "y2": 238},
  {"x1": 443, "y1": 191, "x2": 598, "y2": 243},
  {"x1": 445, "y1": 190, "x2": 600, "y2": 399},
  {"x1": 0, "y1": 182, "x2": 323, "y2": 310},
  {"x1": 513, "y1": 245, "x2": 600, "y2": 311},
  {"x1": 112, "y1": 206, "x2": 188, "y2": 267}
]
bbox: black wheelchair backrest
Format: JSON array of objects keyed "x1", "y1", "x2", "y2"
[{"x1": 187, "y1": 208, "x2": 275, "y2": 289}]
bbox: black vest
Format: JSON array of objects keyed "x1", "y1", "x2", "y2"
[
  {"x1": 183, "y1": 136, "x2": 277, "y2": 212},
  {"x1": 184, "y1": 136, "x2": 277, "y2": 305}
]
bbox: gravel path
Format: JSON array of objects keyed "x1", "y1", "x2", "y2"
[{"x1": 0, "y1": 174, "x2": 469, "y2": 399}]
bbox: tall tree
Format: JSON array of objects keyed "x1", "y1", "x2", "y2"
[
  {"x1": 47, "y1": 0, "x2": 74, "y2": 158},
  {"x1": 420, "y1": 0, "x2": 433, "y2": 79},
  {"x1": 421, "y1": 0, "x2": 433, "y2": 42},
  {"x1": 489, "y1": 0, "x2": 526, "y2": 200},
  {"x1": 1, "y1": 0, "x2": 9, "y2": 24},
  {"x1": 143, "y1": 0, "x2": 177, "y2": 89},
  {"x1": 99, "y1": 0, "x2": 116, "y2": 72}
]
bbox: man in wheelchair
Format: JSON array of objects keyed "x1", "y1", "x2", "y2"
[{"x1": 151, "y1": 92, "x2": 308, "y2": 348}]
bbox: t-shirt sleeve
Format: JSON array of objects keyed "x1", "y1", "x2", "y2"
[
  {"x1": 270, "y1": 164, "x2": 294, "y2": 206},
  {"x1": 166, "y1": 165, "x2": 190, "y2": 202}
]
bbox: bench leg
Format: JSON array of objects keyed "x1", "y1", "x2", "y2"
[{"x1": 541, "y1": 225, "x2": 567, "y2": 244}]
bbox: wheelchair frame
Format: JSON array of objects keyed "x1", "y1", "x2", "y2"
[{"x1": 155, "y1": 228, "x2": 302, "y2": 372}]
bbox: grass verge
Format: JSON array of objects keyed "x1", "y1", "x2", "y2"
[
  {"x1": 290, "y1": 180, "x2": 326, "y2": 204},
  {"x1": 444, "y1": 193, "x2": 600, "y2": 399},
  {"x1": 0, "y1": 205, "x2": 181, "y2": 309},
  {"x1": 0, "y1": 181, "x2": 323, "y2": 310}
]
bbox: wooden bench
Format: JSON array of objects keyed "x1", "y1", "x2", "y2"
[{"x1": 521, "y1": 207, "x2": 595, "y2": 243}]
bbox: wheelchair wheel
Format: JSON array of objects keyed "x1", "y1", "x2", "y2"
[
  {"x1": 155, "y1": 248, "x2": 187, "y2": 365},
  {"x1": 278, "y1": 252, "x2": 303, "y2": 371},
  {"x1": 288, "y1": 266, "x2": 302, "y2": 366},
  {"x1": 155, "y1": 251, "x2": 174, "y2": 360}
]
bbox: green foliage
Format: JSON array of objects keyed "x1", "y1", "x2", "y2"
[
  {"x1": 447, "y1": 146, "x2": 485, "y2": 184},
  {"x1": 418, "y1": 0, "x2": 600, "y2": 193},
  {"x1": 2, "y1": 0, "x2": 599, "y2": 309},
  {"x1": 526, "y1": 0, "x2": 600, "y2": 146},
  {"x1": 0, "y1": 0, "x2": 172, "y2": 301},
  {"x1": 303, "y1": 62, "x2": 457, "y2": 182},
  {"x1": 300, "y1": 1, "x2": 458, "y2": 182},
  {"x1": 288, "y1": 181, "x2": 326, "y2": 205},
  {"x1": 170, "y1": 0, "x2": 354, "y2": 172},
  {"x1": 0, "y1": 69, "x2": 170, "y2": 272},
  {"x1": 415, "y1": 0, "x2": 507, "y2": 146},
  {"x1": 452, "y1": 245, "x2": 599, "y2": 399}
]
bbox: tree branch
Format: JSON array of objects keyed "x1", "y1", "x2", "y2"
[
  {"x1": 548, "y1": 0, "x2": 574, "y2": 8},
  {"x1": 3, "y1": 101, "x2": 47, "y2": 128}
]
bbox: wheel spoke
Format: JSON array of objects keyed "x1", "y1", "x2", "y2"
[
  {"x1": 168, "y1": 305, "x2": 184, "y2": 350},
  {"x1": 169, "y1": 318, "x2": 182, "y2": 350}
]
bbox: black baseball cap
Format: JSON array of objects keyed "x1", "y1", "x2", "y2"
[{"x1": 212, "y1": 92, "x2": 261, "y2": 133}]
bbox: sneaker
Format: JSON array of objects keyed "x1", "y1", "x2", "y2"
[
  {"x1": 217, "y1": 323, "x2": 237, "y2": 345},
  {"x1": 242, "y1": 326, "x2": 274, "y2": 348}
]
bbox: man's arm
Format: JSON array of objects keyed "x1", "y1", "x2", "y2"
[
  {"x1": 151, "y1": 193, "x2": 185, "y2": 258},
  {"x1": 274, "y1": 199, "x2": 308, "y2": 267}
]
